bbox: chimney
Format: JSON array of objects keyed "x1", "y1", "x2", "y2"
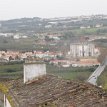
[{"x1": 23, "y1": 62, "x2": 46, "y2": 84}]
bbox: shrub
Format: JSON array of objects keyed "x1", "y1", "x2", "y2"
[{"x1": 5, "y1": 69, "x2": 16, "y2": 73}]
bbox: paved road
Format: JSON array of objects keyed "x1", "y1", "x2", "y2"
[
  {"x1": 87, "y1": 58, "x2": 107, "y2": 85},
  {"x1": 87, "y1": 65, "x2": 106, "y2": 85}
]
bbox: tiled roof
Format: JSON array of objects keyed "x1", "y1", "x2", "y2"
[{"x1": 2, "y1": 75, "x2": 107, "y2": 107}]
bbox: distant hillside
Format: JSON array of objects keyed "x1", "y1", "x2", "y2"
[{"x1": 0, "y1": 15, "x2": 107, "y2": 33}]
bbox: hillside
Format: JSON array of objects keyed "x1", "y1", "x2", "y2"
[{"x1": 0, "y1": 15, "x2": 107, "y2": 33}]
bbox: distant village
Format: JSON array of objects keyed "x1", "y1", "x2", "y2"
[
  {"x1": 0, "y1": 14, "x2": 107, "y2": 67},
  {"x1": 0, "y1": 41, "x2": 101, "y2": 67}
]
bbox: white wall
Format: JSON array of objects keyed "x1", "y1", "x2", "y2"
[
  {"x1": 4, "y1": 95, "x2": 12, "y2": 107},
  {"x1": 24, "y1": 63, "x2": 46, "y2": 83}
]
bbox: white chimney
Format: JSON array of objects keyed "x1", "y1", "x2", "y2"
[{"x1": 23, "y1": 62, "x2": 46, "y2": 84}]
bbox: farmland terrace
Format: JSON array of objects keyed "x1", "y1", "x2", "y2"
[{"x1": 1, "y1": 74, "x2": 107, "y2": 107}]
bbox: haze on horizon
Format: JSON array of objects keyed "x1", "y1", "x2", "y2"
[{"x1": 0, "y1": 0, "x2": 107, "y2": 20}]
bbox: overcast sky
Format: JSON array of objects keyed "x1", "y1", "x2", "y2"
[{"x1": 0, "y1": 0, "x2": 107, "y2": 20}]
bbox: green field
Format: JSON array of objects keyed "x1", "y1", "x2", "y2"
[
  {"x1": 0, "y1": 37, "x2": 57, "y2": 51},
  {"x1": 46, "y1": 64, "x2": 95, "y2": 81},
  {"x1": 72, "y1": 27, "x2": 107, "y2": 36},
  {"x1": 0, "y1": 37, "x2": 49, "y2": 51},
  {"x1": 0, "y1": 37, "x2": 35, "y2": 50},
  {"x1": 0, "y1": 64, "x2": 23, "y2": 78},
  {"x1": 0, "y1": 64, "x2": 94, "y2": 81}
]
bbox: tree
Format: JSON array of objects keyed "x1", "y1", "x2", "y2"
[
  {"x1": 63, "y1": 32, "x2": 74, "y2": 39},
  {"x1": 15, "y1": 55, "x2": 20, "y2": 60},
  {"x1": 98, "y1": 47, "x2": 107, "y2": 63},
  {"x1": 9, "y1": 56, "x2": 14, "y2": 61},
  {"x1": 45, "y1": 36, "x2": 50, "y2": 42}
]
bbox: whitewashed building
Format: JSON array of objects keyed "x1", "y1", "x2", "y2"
[{"x1": 70, "y1": 43, "x2": 99, "y2": 58}]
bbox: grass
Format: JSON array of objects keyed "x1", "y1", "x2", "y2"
[
  {"x1": 97, "y1": 67, "x2": 107, "y2": 90},
  {"x1": 72, "y1": 27, "x2": 107, "y2": 36},
  {"x1": 0, "y1": 37, "x2": 57, "y2": 51},
  {"x1": 0, "y1": 64, "x2": 23, "y2": 78},
  {"x1": 0, "y1": 63, "x2": 94, "y2": 80},
  {"x1": 46, "y1": 64, "x2": 95, "y2": 81},
  {"x1": 0, "y1": 37, "x2": 35, "y2": 50},
  {"x1": 0, "y1": 64, "x2": 23, "y2": 72},
  {"x1": 72, "y1": 28, "x2": 99, "y2": 35},
  {"x1": 49, "y1": 71, "x2": 91, "y2": 81}
]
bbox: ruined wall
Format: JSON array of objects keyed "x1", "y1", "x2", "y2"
[{"x1": 24, "y1": 63, "x2": 46, "y2": 83}]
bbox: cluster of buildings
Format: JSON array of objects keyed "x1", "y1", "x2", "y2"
[
  {"x1": 0, "y1": 40, "x2": 101, "y2": 67},
  {"x1": 49, "y1": 42, "x2": 100, "y2": 67},
  {"x1": 0, "y1": 33, "x2": 28, "y2": 39},
  {"x1": 65, "y1": 42, "x2": 100, "y2": 67},
  {"x1": 50, "y1": 58, "x2": 100, "y2": 67},
  {"x1": 0, "y1": 50, "x2": 63, "y2": 63}
]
